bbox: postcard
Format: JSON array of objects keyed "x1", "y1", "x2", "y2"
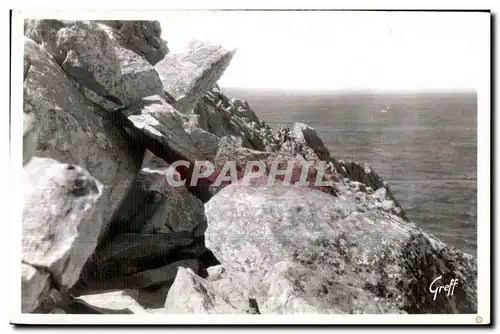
[{"x1": 9, "y1": 6, "x2": 491, "y2": 325}]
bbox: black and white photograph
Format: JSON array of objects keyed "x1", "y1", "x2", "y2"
[{"x1": 9, "y1": 6, "x2": 491, "y2": 326}]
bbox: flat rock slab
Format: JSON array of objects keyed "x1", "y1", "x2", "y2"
[
  {"x1": 23, "y1": 157, "x2": 103, "y2": 290},
  {"x1": 84, "y1": 232, "x2": 195, "y2": 275},
  {"x1": 76, "y1": 291, "x2": 147, "y2": 314},
  {"x1": 120, "y1": 95, "x2": 204, "y2": 164},
  {"x1": 155, "y1": 40, "x2": 236, "y2": 113}
]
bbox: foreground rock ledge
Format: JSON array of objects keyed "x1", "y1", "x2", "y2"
[{"x1": 205, "y1": 184, "x2": 477, "y2": 314}]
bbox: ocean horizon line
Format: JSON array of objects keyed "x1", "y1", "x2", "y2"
[{"x1": 220, "y1": 86, "x2": 478, "y2": 95}]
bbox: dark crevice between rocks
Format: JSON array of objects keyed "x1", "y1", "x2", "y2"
[
  {"x1": 163, "y1": 90, "x2": 178, "y2": 107},
  {"x1": 248, "y1": 298, "x2": 261, "y2": 314},
  {"x1": 72, "y1": 235, "x2": 209, "y2": 295},
  {"x1": 102, "y1": 94, "x2": 124, "y2": 106},
  {"x1": 196, "y1": 248, "x2": 222, "y2": 279},
  {"x1": 104, "y1": 185, "x2": 159, "y2": 237}
]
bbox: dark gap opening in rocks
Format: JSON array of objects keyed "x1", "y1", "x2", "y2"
[
  {"x1": 196, "y1": 249, "x2": 221, "y2": 279},
  {"x1": 248, "y1": 298, "x2": 261, "y2": 314}
]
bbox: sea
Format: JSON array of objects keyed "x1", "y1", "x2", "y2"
[{"x1": 223, "y1": 88, "x2": 478, "y2": 257}]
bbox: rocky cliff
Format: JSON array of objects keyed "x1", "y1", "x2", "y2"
[{"x1": 21, "y1": 19, "x2": 476, "y2": 315}]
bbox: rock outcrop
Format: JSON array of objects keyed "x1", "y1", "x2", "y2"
[
  {"x1": 22, "y1": 157, "x2": 104, "y2": 312},
  {"x1": 23, "y1": 36, "x2": 143, "y2": 242},
  {"x1": 155, "y1": 41, "x2": 236, "y2": 113},
  {"x1": 21, "y1": 19, "x2": 476, "y2": 316},
  {"x1": 192, "y1": 85, "x2": 274, "y2": 152},
  {"x1": 205, "y1": 184, "x2": 477, "y2": 314},
  {"x1": 24, "y1": 20, "x2": 165, "y2": 108}
]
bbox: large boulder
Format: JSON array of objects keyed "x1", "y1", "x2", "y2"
[
  {"x1": 54, "y1": 21, "x2": 122, "y2": 99},
  {"x1": 155, "y1": 40, "x2": 236, "y2": 113},
  {"x1": 96, "y1": 20, "x2": 168, "y2": 66},
  {"x1": 82, "y1": 45, "x2": 164, "y2": 109},
  {"x1": 205, "y1": 184, "x2": 477, "y2": 314},
  {"x1": 274, "y1": 125, "x2": 322, "y2": 161},
  {"x1": 24, "y1": 20, "x2": 164, "y2": 108},
  {"x1": 23, "y1": 37, "x2": 142, "y2": 242},
  {"x1": 23, "y1": 157, "x2": 103, "y2": 291}
]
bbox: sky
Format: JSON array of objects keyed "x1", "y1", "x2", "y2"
[{"x1": 159, "y1": 11, "x2": 489, "y2": 91}]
